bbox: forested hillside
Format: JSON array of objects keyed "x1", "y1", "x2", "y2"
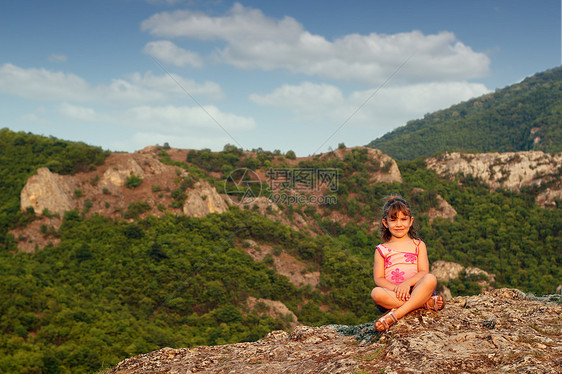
[
  {"x1": 0, "y1": 129, "x2": 560, "y2": 373},
  {"x1": 367, "y1": 66, "x2": 562, "y2": 160}
]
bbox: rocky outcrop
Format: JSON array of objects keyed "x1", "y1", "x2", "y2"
[
  {"x1": 431, "y1": 261, "x2": 466, "y2": 282},
  {"x1": 364, "y1": 148, "x2": 402, "y2": 184},
  {"x1": 432, "y1": 260, "x2": 496, "y2": 293},
  {"x1": 183, "y1": 180, "x2": 229, "y2": 217},
  {"x1": 14, "y1": 152, "x2": 230, "y2": 251},
  {"x1": 427, "y1": 194, "x2": 457, "y2": 223},
  {"x1": 246, "y1": 296, "x2": 299, "y2": 330},
  {"x1": 107, "y1": 289, "x2": 561, "y2": 374},
  {"x1": 411, "y1": 188, "x2": 457, "y2": 223},
  {"x1": 20, "y1": 167, "x2": 77, "y2": 215},
  {"x1": 426, "y1": 151, "x2": 562, "y2": 207}
]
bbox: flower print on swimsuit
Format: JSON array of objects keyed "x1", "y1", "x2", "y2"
[
  {"x1": 390, "y1": 268, "x2": 405, "y2": 283},
  {"x1": 384, "y1": 256, "x2": 393, "y2": 268},
  {"x1": 404, "y1": 252, "x2": 417, "y2": 264}
]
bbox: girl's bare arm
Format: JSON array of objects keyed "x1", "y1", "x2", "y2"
[{"x1": 373, "y1": 250, "x2": 398, "y2": 290}]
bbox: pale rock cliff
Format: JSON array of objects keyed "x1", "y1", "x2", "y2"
[
  {"x1": 432, "y1": 260, "x2": 496, "y2": 294},
  {"x1": 107, "y1": 289, "x2": 561, "y2": 374},
  {"x1": 183, "y1": 180, "x2": 229, "y2": 217},
  {"x1": 427, "y1": 194, "x2": 457, "y2": 223},
  {"x1": 20, "y1": 167, "x2": 77, "y2": 215},
  {"x1": 411, "y1": 188, "x2": 457, "y2": 223},
  {"x1": 246, "y1": 296, "x2": 299, "y2": 330},
  {"x1": 426, "y1": 151, "x2": 562, "y2": 207}
]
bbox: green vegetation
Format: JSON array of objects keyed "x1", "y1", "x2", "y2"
[
  {"x1": 125, "y1": 174, "x2": 143, "y2": 189},
  {"x1": 0, "y1": 209, "x2": 375, "y2": 373},
  {"x1": 0, "y1": 128, "x2": 109, "y2": 245},
  {"x1": 0, "y1": 122, "x2": 559, "y2": 373},
  {"x1": 367, "y1": 66, "x2": 562, "y2": 160}
]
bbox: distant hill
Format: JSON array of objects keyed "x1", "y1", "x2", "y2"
[
  {"x1": 367, "y1": 66, "x2": 562, "y2": 160},
  {"x1": 0, "y1": 130, "x2": 559, "y2": 373}
]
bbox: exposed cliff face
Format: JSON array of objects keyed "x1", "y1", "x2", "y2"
[
  {"x1": 13, "y1": 152, "x2": 229, "y2": 252},
  {"x1": 183, "y1": 180, "x2": 229, "y2": 217},
  {"x1": 431, "y1": 260, "x2": 496, "y2": 298},
  {"x1": 107, "y1": 289, "x2": 561, "y2": 374},
  {"x1": 426, "y1": 151, "x2": 562, "y2": 207}
]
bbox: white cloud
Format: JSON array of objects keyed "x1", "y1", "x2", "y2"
[
  {"x1": 0, "y1": 63, "x2": 92, "y2": 101},
  {"x1": 123, "y1": 105, "x2": 255, "y2": 133},
  {"x1": 251, "y1": 81, "x2": 490, "y2": 133},
  {"x1": 59, "y1": 103, "x2": 99, "y2": 122},
  {"x1": 54, "y1": 102, "x2": 255, "y2": 141},
  {"x1": 141, "y1": 3, "x2": 490, "y2": 84},
  {"x1": 0, "y1": 63, "x2": 223, "y2": 104},
  {"x1": 128, "y1": 71, "x2": 224, "y2": 100},
  {"x1": 18, "y1": 113, "x2": 51, "y2": 126},
  {"x1": 250, "y1": 82, "x2": 344, "y2": 120},
  {"x1": 143, "y1": 40, "x2": 204, "y2": 68}
]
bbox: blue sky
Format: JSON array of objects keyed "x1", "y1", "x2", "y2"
[{"x1": 0, "y1": 0, "x2": 560, "y2": 156}]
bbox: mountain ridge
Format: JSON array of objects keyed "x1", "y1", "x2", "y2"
[
  {"x1": 0, "y1": 106, "x2": 560, "y2": 372},
  {"x1": 367, "y1": 66, "x2": 562, "y2": 159}
]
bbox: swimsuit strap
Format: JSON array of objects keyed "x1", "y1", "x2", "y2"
[
  {"x1": 376, "y1": 244, "x2": 390, "y2": 258},
  {"x1": 413, "y1": 238, "x2": 421, "y2": 255}
]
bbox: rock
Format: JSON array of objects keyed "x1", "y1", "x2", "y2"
[
  {"x1": 183, "y1": 180, "x2": 229, "y2": 217},
  {"x1": 365, "y1": 148, "x2": 402, "y2": 184},
  {"x1": 321, "y1": 147, "x2": 402, "y2": 184},
  {"x1": 432, "y1": 260, "x2": 495, "y2": 293},
  {"x1": 107, "y1": 289, "x2": 562, "y2": 374},
  {"x1": 431, "y1": 260, "x2": 465, "y2": 282},
  {"x1": 20, "y1": 167, "x2": 77, "y2": 215},
  {"x1": 14, "y1": 153, "x2": 231, "y2": 251},
  {"x1": 426, "y1": 151, "x2": 562, "y2": 207},
  {"x1": 427, "y1": 194, "x2": 457, "y2": 223},
  {"x1": 465, "y1": 266, "x2": 496, "y2": 285},
  {"x1": 246, "y1": 297, "x2": 299, "y2": 330}
]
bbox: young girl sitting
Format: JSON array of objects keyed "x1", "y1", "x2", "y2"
[{"x1": 371, "y1": 196, "x2": 444, "y2": 331}]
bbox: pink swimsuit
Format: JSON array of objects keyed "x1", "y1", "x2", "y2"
[{"x1": 376, "y1": 239, "x2": 420, "y2": 284}]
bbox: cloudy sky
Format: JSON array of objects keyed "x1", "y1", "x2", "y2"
[{"x1": 0, "y1": 0, "x2": 560, "y2": 156}]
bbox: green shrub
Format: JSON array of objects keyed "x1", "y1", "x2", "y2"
[{"x1": 125, "y1": 174, "x2": 143, "y2": 189}]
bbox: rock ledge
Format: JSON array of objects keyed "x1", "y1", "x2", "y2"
[{"x1": 108, "y1": 289, "x2": 561, "y2": 374}]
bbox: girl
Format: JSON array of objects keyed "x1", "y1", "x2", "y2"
[{"x1": 371, "y1": 196, "x2": 444, "y2": 331}]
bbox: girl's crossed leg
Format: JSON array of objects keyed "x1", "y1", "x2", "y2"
[{"x1": 371, "y1": 273, "x2": 442, "y2": 330}]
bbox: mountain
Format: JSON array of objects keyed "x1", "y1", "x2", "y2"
[
  {"x1": 367, "y1": 66, "x2": 562, "y2": 160},
  {"x1": 0, "y1": 129, "x2": 560, "y2": 373}
]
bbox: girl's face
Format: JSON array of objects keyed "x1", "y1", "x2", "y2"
[{"x1": 382, "y1": 210, "x2": 413, "y2": 240}]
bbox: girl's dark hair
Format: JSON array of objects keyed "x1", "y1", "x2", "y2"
[{"x1": 379, "y1": 195, "x2": 417, "y2": 242}]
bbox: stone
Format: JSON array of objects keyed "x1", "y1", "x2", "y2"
[
  {"x1": 426, "y1": 151, "x2": 562, "y2": 207},
  {"x1": 107, "y1": 288, "x2": 562, "y2": 374},
  {"x1": 20, "y1": 167, "x2": 76, "y2": 215}
]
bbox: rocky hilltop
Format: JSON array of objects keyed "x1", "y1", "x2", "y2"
[
  {"x1": 426, "y1": 151, "x2": 562, "y2": 207},
  {"x1": 13, "y1": 152, "x2": 229, "y2": 252},
  {"x1": 108, "y1": 289, "x2": 561, "y2": 374},
  {"x1": 11, "y1": 146, "x2": 402, "y2": 252}
]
